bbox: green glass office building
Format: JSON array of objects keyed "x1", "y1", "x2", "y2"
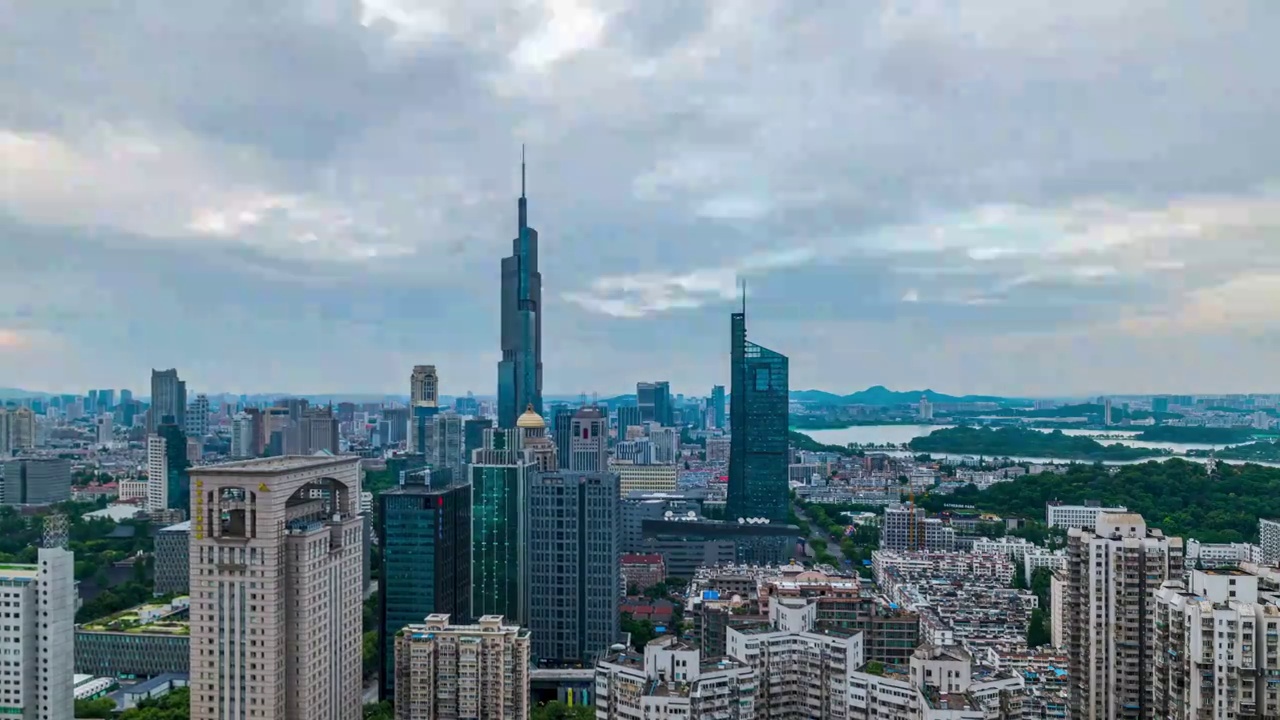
[
  {"x1": 470, "y1": 453, "x2": 532, "y2": 625},
  {"x1": 377, "y1": 475, "x2": 471, "y2": 701},
  {"x1": 726, "y1": 308, "x2": 790, "y2": 522}
]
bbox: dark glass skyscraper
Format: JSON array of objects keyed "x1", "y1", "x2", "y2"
[
  {"x1": 711, "y1": 385, "x2": 726, "y2": 430},
  {"x1": 726, "y1": 309, "x2": 790, "y2": 522},
  {"x1": 377, "y1": 473, "x2": 470, "y2": 701},
  {"x1": 497, "y1": 153, "x2": 543, "y2": 428}
]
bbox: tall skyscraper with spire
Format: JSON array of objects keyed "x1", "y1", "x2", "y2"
[
  {"x1": 726, "y1": 286, "x2": 790, "y2": 523},
  {"x1": 497, "y1": 148, "x2": 544, "y2": 428}
]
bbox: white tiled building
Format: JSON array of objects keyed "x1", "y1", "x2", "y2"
[
  {"x1": 395, "y1": 614, "x2": 530, "y2": 720},
  {"x1": 1154, "y1": 568, "x2": 1280, "y2": 720},
  {"x1": 848, "y1": 644, "x2": 1026, "y2": 720},
  {"x1": 725, "y1": 598, "x2": 865, "y2": 719},
  {"x1": 595, "y1": 635, "x2": 755, "y2": 720},
  {"x1": 145, "y1": 434, "x2": 168, "y2": 512},
  {"x1": 1064, "y1": 512, "x2": 1184, "y2": 720},
  {"x1": 1045, "y1": 502, "x2": 1128, "y2": 530},
  {"x1": 1259, "y1": 518, "x2": 1280, "y2": 564},
  {"x1": 0, "y1": 547, "x2": 75, "y2": 720}
]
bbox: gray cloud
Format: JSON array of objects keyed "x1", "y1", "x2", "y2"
[{"x1": 0, "y1": 0, "x2": 1278, "y2": 396}]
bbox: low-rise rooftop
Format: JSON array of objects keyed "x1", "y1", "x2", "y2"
[{"x1": 192, "y1": 455, "x2": 358, "y2": 475}]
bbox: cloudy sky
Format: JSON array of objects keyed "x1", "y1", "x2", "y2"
[{"x1": 2, "y1": 0, "x2": 1278, "y2": 398}]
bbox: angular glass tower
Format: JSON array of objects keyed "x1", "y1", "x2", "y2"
[
  {"x1": 497, "y1": 150, "x2": 543, "y2": 428},
  {"x1": 470, "y1": 452, "x2": 532, "y2": 625},
  {"x1": 377, "y1": 476, "x2": 470, "y2": 702},
  {"x1": 726, "y1": 308, "x2": 790, "y2": 522}
]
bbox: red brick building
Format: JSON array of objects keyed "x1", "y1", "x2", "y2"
[{"x1": 621, "y1": 553, "x2": 666, "y2": 592}]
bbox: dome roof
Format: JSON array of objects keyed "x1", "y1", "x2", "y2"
[{"x1": 516, "y1": 404, "x2": 546, "y2": 429}]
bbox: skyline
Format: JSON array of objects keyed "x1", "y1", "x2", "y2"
[{"x1": 2, "y1": 2, "x2": 1279, "y2": 396}]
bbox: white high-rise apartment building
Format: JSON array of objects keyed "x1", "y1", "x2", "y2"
[
  {"x1": 918, "y1": 396, "x2": 933, "y2": 421},
  {"x1": 1045, "y1": 502, "x2": 1129, "y2": 530},
  {"x1": 230, "y1": 413, "x2": 255, "y2": 459},
  {"x1": 1065, "y1": 512, "x2": 1184, "y2": 720},
  {"x1": 0, "y1": 546, "x2": 75, "y2": 720},
  {"x1": 187, "y1": 393, "x2": 210, "y2": 438},
  {"x1": 146, "y1": 434, "x2": 169, "y2": 512},
  {"x1": 394, "y1": 614, "x2": 530, "y2": 720},
  {"x1": 1154, "y1": 568, "x2": 1280, "y2": 720},
  {"x1": 188, "y1": 456, "x2": 363, "y2": 720},
  {"x1": 726, "y1": 598, "x2": 865, "y2": 719},
  {"x1": 1260, "y1": 518, "x2": 1280, "y2": 564},
  {"x1": 95, "y1": 414, "x2": 113, "y2": 445},
  {"x1": 595, "y1": 636, "x2": 756, "y2": 720},
  {"x1": 848, "y1": 643, "x2": 1026, "y2": 720}
]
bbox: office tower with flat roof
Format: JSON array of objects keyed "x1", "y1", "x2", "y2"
[
  {"x1": 463, "y1": 417, "x2": 493, "y2": 460},
  {"x1": 569, "y1": 405, "x2": 608, "y2": 473},
  {"x1": 377, "y1": 471, "x2": 471, "y2": 702},
  {"x1": 0, "y1": 544, "x2": 75, "y2": 720},
  {"x1": 727, "y1": 304, "x2": 790, "y2": 523},
  {"x1": 0, "y1": 406, "x2": 37, "y2": 454},
  {"x1": 393, "y1": 614, "x2": 530, "y2": 720},
  {"x1": 552, "y1": 404, "x2": 575, "y2": 460},
  {"x1": 470, "y1": 436, "x2": 534, "y2": 625},
  {"x1": 616, "y1": 404, "x2": 642, "y2": 441},
  {"x1": 636, "y1": 382, "x2": 658, "y2": 422},
  {"x1": 1065, "y1": 512, "x2": 1183, "y2": 720},
  {"x1": 711, "y1": 385, "x2": 726, "y2": 429},
  {"x1": 433, "y1": 411, "x2": 464, "y2": 477},
  {"x1": 148, "y1": 368, "x2": 186, "y2": 433},
  {"x1": 655, "y1": 381, "x2": 673, "y2": 426},
  {"x1": 528, "y1": 470, "x2": 620, "y2": 665},
  {"x1": 188, "y1": 455, "x2": 364, "y2": 720},
  {"x1": 156, "y1": 417, "x2": 190, "y2": 513},
  {"x1": 153, "y1": 520, "x2": 190, "y2": 595},
  {"x1": 497, "y1": 151, "x2": 543, "y2": 428},
  {"x1": 1, "y1": 458, "x2": 71, "y2": 505}
]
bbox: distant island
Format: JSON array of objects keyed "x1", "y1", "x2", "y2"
[
  {"x1": 1189, "y1": 440, "x2": 1280, "y2": 462},
  {"x1": 789, "y1": 431, "x2": 862, "y2": 457},
  {"x1": 1133, "y1": 426, "x2": 1257, "y2": 444},
  {"x1": 908, "y1": 426, "x2": 1168, "y2": 461}
]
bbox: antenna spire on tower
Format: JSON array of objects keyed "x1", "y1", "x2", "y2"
[
  {"x1": 740, "y1": 277, "x2": 747, "y2": 314},
  {"x1": 521, "y1": 144, "x2": 526, "y2": 199}
]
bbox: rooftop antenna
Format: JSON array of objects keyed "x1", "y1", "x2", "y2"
[
  {"x1": 740, "y1": 277, "x2": 747, "y2": 314},
  {"x1": 521, "y1": 144, "x2": 526, "y2": 199}
]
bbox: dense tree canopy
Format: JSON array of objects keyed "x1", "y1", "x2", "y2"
[
  {"x1": 943, "y1": 459, "x2": 1277, "y2": 543},
  {"x1": 910, "y1": 426, "x2": 1164, "y2": 461}
]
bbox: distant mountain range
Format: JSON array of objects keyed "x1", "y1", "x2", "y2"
[
  {"x1": 0, "y1": 385, "x2": 1027, "y2": 407},
  {"x1": 790, "y1": 386, "x2": 1027, "y2": 406}
]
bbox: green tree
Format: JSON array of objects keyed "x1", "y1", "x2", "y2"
[
  {"x1": 1027, "y1": 607, "x2": 1051, "y2": 648},
  {"x1": 118, "y1": 686, "x2": 190, "y2": 719},
  {"x1": 363, "y1": 701, "x2": 394, "y2": 719},
  {"x1": 75, "y1": 696, "x2": 117, "y2": 718},
  {"x1": 621, "y1": 612, "x2": 658, "y2": 650},
  {"x1": 362, "y1": 630, "x2": 379, "y2": 680}
]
